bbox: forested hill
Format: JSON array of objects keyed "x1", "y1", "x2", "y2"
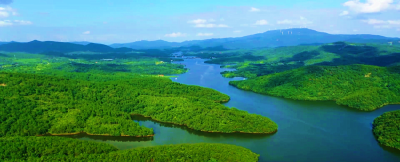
[
  {"x1": 0, "y1": 72, "x2": 278, "y2": 137},
  {"x1": 217, "y1": 42, "x2": 400, "y2": 79},
  {"x1": 0, "y1": 137, "x2": 260, "y2": 161},
  {"x1": 229, "y1": 64, "x2": 400, "y2": 111},
  {"x1": 0, "y1": 40, "x2": 133, "y2": 53},
  {"x1": 373, "y1": 110, "x2": 400, "y2": 151}
]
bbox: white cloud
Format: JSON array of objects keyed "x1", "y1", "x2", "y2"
[
  {"x1": 188, "y1": 19, "x2": 207, "y2": 24},
  {"x1": 249, "y1": 7, "x2": 260, "y2": 12},
  {"x1": 343, "y1": 0, "x2": 394, "y2": 13},
  {"x1": 233, "y1": 30, "x2": 242, "y2": 33},
  {"x1": 208, "y1": 19, "x2": 216, "y2": 22},
  {"x1": 277, "y1": 20, "x2": 292, "y2": 24},
  {"x1": 164, "y1": 32, "x2": 186, "y2": 37},
  {"x1": 0, "y1": 7, "x2": 17, "y2": 18},
  {"x1": 14, "y1": 20, "x2": 32, "y2": 25},
  {"x1": 197, "y1": 33, "x2": 214, "y2": 36},
  {"x1": 83, "y1": 31, "x2": 91, "y2": 34},
  {"x1": 277, "y1": 17, "x2": 313, "y2": 25},
  {"x1": 388, "y1": 20, "x2": 400, "y2": 25},
  {"x1": 194, "y1": 23, "x2": 229, "y2": 28},
  {"x1": 0, "y1": 20, "x2": 12, "y2": 26},
  {"x1": 255, "y1": 20, "x2": 268, "y2": 25},
  {"x1": 0, "y1": 10, "x2": 9, "y2": 18},
  {"x1": 353, "y1": 29, "x2": 358, "y2": 32},
  {"x1": 362, "y1": 19, "x2": 400, "y2": 30},
  {"x1": 339, "y1": 11, "x2": 349, "y2": 16},
  {"x1": 0, "y1": 19, "x2": 32, "y2": 27},
  {"x1": 374, "y1": 25, "x2": 392, "y2": 29},
  {"x1": 362, "y1": 19, "x2": 387, "y2": 25}
]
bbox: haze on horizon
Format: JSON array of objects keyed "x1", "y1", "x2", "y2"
[{"x1": 0, "y1": 0, "x2": 400, "y2": 44}]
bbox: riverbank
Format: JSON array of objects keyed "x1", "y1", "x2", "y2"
[
  {"x1": 228, "y1": 64, "x2": 400, "y2": 111},
  {"x1": 131, "y1": 114, "x2": 278, "y2": 134},
  {"x1": 38, "y1": 132, "x2": 155, "y2": 137}
]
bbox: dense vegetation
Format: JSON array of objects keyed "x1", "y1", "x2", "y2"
[
  {"x1": 0, "y1": 136, "x2": 259, "y2": 161},
  {"x1": 192, "y1": 42, "x2": 400, "y2": 79},
  {"x1": 373, "y1": 110, "x2": 400, "y2": 150},
  {"x1": 0, "y1": 72, "x2": 277, "y2": 137},
  {"x1": 0, "y1": 50, "x2": 270, "y2": 161},
  {"x1": 229, "y1": 64, "x2": 400, "y2": 111},
  {"x1": 0, "y1": 52, "x2": 187, "y2": 80}
]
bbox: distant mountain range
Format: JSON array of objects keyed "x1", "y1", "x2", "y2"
[
  {"x1": 0, "y1": 28, "x2": 398, "y2": 53},
  {"x1": 111, "y1": 28, "x2": 400, "y2": 49},
  {"x1": 69, "y1": 41, "x2": 92, "y2": 45},
  {"x1": 0, "y1": 40, "x2": 133, "y2": 53}
]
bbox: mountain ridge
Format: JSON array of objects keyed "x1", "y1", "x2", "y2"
[{"x1": 110, "y1": 28, "x2": 399, "y2": 49}]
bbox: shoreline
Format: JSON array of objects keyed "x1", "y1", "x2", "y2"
[
  {"x1": 131, "y1": 114, "x2": 278, "y2": 134},
  {"x1": 229, "y1": 83, "x2": 400, "y2": 111},
  {"x1": 37, "y1": 132, "x2": 155, "y2": 137}
]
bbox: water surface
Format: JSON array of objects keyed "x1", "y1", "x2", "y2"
[{"x1": 68, "y1": 59, "x2": 400, "y2": 162}]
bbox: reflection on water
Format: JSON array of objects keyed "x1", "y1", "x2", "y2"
[{"x1": 131, "y1": 115, "x2": 274, "y2": 140}]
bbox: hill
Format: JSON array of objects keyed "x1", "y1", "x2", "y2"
[
  {"x1": 111, "y1": 40, "x2": 181, "y2": 49},
  {"x1": 229, "y1": 64, "x2": 400, "y2": 111},
  {"x1": 0, "y1": 42, "x2": 9, "y2": 45},
  {"x1": 0, "y1": 40, "x2": 133, "y2": 53},
  {"x1": 0, "y1": 137, "x2": 260, "y2": 161},
  {"x1": 111, "y1": 28, "x2": 399, "y2": 49},
  {"x1": 373, "y1": 110, "x2": 400, "y2": 150},
  {"x1": 69, "y1": 41, "x2": 92, "y2": 45},
  {"x1": 211, "y1": 42, "x2": 400, "y2": 78}
]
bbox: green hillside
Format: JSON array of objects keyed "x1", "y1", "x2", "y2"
[
  {"x1": 229, "y1": 64, "x2": 400, "y2": 111},
  {"x1": 197, "y1": 42, "x2": 400, "y2": 79},
  {"x1": 373, "y1": 110, "x2": 400, "y2": 150},
  {"x1": 0, "y1": 72, "x2": 277, "y2": 136},
  {"x1": 0, "y1": 137, "x2": 259, "y2": 162}
]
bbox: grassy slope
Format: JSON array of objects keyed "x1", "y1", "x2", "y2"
[
  {"x1": 229, "y1": 64, "x2": 400, "y2": 111},
  {"x1": 373, "y1": 110, "x2": 400, "y2": 150},
  {"x1": 0, "y1": 136, "x2": 260, "y2": 162}
]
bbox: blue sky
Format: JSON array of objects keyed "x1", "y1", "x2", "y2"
[{"x1": 0, "y1": 0, "x2": 399, "y2": 44}]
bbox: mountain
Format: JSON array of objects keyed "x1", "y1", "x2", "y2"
[
  {"x1": 0, "y1": 40, "x2": 133, "y2": 53},
  {"x1": 110, "y1": 40, "x2": 181, "y2": 49},
  {"x1": 111, "y1": 28, "x2": 399, "y2": 49},
  {"x1": 69, "y1": 41, "x2": 92, "y2": 45},
  {"x1": 0, "y1": 42, "x2": 10, "y2": 45}
]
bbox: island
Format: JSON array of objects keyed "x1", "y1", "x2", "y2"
[{"x1": 373, "y1": 110, "x2": 400, "y2": 150}]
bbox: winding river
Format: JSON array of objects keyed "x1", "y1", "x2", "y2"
[{"x1": 65, "y1": 59, "x2": 400, "y2": 162}]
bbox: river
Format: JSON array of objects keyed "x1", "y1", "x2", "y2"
[{"x1": 65, "y1": 59, "x2": 400, "y2": 162}]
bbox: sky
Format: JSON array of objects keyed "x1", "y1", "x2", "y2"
[{"x1": 0, "y1": 0, "x2": 399, "y2": 44}]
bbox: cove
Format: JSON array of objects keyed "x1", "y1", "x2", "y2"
[{"x1": 65, "y1": 59, "x2": 400, "y2": 162}]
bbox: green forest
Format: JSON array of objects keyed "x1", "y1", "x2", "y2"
[
  {"x1": 0, "y1": 51, "x2": 272, "y2": 161},
  {"x1": 188, "y1": 42, "x2": 400, "y2": 79},
  {"x1": 229, "y1": 64, "x2": 400, "y2": 111},
  {"x1": 373, "y1": 110, "x2": 400, "y2": 150},
  {"x1": 0, "y1": 72, "x2": 277, "y2": 136},
  {"x1": 0, "y1": 136, "x2": 259, "y2": 161}
]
